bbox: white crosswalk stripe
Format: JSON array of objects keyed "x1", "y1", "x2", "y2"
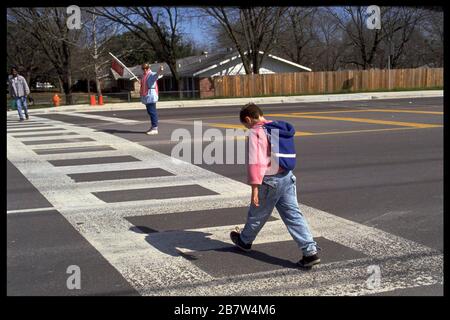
[
  {"x1": 7, "y1": 207, "x2": 55, "y2": 215},
  {"x1": 7, "y1": 114, "x2": 443, "y2": 296},
  {"x1": 67, "y1": 112, "x2": 140, "y2": 124},
  {"x1": 40, "y1": 150, "x2": 128, "y2": 161}
]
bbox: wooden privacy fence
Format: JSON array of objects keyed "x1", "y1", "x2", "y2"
[{"x1": 212, "y1": 68, "x2": 443, "y2": 98}]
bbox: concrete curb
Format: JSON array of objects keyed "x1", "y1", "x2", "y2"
[{"x1": 7, "y1": 90, "x2": 443, "y2": 115}]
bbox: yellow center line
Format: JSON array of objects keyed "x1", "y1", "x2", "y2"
[
  {"x1": 294, "y1": 132, "x2": 316, "y2": 136},
  {"x1": 205, "y1": 122, "x2": 441, "y2": 138},
  {"x1": 165, "y1": 107, "x2": 442, "y2": 122},
  {"x1": 289, "y1": 109, "x2": 443, "y2": 115},
  {"x1": 165, "y1": 103, "x2": 443, "y2": 123},
  {"x1": 266, "y1": 114, "x2": 441, "y2": 128},
  {"x1": 303, "y1": 127, "x2": 421, "y2": 136},
  {"x1": 290, "y1": 110, "x2": 372, "y2": 115},
  {"x1": 361, "y1": 109, "x2": 443, "y2": 115},
  {"x1": 249, "y1": 127, "x2": 435, "y2": 138},
  {"x1": 205, "y1": 123, "x2": 436, "y2": 137},
  {"x1": 175, "y1": 115, "x2": 238, "y2": 121},
  {"x1": 207, "y1": 123, "x2": 247, "y2": 130},
  {"x1": 207, "y1": 123, "x2": 315, "y2": 136}
]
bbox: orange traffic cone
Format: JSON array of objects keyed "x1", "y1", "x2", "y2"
[
  {"x1": 90, "y1": 95, "x2": 96, "y2": 105},
  {"x1": 98, "y1": 95, "x2": 104, "y2": 105}
]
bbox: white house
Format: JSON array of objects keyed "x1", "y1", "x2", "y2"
[
  {"x1": 191, "y1": 50, "x2": 311, "y2": 77},
  {"x1": 106, "y1": 50, "x2": 311, "y2": 98}
]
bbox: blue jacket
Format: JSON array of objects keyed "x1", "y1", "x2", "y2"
[
  {"x1": 263, "y1": 120, "x2": 296, "y2": 171},
  {"x1": 141, "y1": 72, "x2": 161, "y2": 104}
]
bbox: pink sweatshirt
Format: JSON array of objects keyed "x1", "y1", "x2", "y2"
[{"x1": 247, "y1": 120, "x2": 283, "y2": 185}]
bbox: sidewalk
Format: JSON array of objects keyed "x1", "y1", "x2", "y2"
[{"x1": 7, "y1": 90, "x2": 443, "y2": 115}]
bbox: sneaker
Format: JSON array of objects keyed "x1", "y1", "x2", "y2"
[
  {"x1": 297, "y1": 254, "x2": 321, "y2": 269},
  {"x1": 146, "y1": 127, "x2": 158, "y2": 135},
  {"x1": 19, "y1": 118, "x2": 25, "y2": 122},
  {"x1": 230, "y1": 227, "x2": 252, "y2": 252},
  {"x1": 25, "y1": 114, "x2": 29, "y2": 120}
]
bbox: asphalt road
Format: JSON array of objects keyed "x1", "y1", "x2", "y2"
[{"x1": 7, "y1": 97, "x2": 443, "y2": 296}]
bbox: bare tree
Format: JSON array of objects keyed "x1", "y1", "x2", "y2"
[
  {"x1": 7, "y1": 23, "x2": 42, "y2": 85},
  {"x1": 205, "y1": 7, "x2": 287, "y2": 74},
  {"x1": 79, "y1": 8, "x2": 121, "y2": 96},
  {"x1": 93, "y1": 7, "x2": 190, "y2": 95},
  {"x1": 328, "y1": 6, "x2": 432, "y2": 70},
  {"x1": 8, "y1": 8, "x2": 82, "y2": 104},
  {"x1": 310, "y1": 8, "x2": 345, "y2": 71},
  {"x1": 419, "y1": 8, "x2": 443, "y2": 67},
  {"x1": 205, "y1": 6, "x2": 442, "y2": 71},
  {"x1": 268, "y1": 8, "x2": 345, "y2": 71},
  {"x1": 327, "y1": 6, "x2": 387, "y2": 69},
  {"x1": 380, "y1": 7, "x2": 427, "y2": 69},
  {"x1": 275, "y1": 7, "x2": 317, "y2": 66}
]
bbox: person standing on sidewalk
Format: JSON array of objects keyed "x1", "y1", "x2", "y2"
[
  {"x1": 8, "y1": 67, "x2": 30, "y2": 122},
  {"x1": 230, "y1": 103, "x2": 320, "y2": 269},
  {"x1": 140, "y1": 63, "x2": 164, "y2": 135}
]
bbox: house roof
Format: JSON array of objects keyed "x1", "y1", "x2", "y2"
[{"x1": 111, "y1": 51, "x2": 311, "y2": 80}]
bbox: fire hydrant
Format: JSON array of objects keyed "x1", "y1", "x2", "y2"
[{"x1": 52, "y1": 94, "x2": 61, "y2": 107}]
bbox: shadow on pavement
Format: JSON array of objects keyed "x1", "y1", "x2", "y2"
[
  {"x1": 100, "y1": 129, "x2": 147, "y2": 134},
  {"x1": 129, "y1": 226, "x2": 297, "y2": 269}
]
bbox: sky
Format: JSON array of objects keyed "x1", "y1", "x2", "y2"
[{"x1": 178, "y1": 8, "x2": 216, "y2": 51}]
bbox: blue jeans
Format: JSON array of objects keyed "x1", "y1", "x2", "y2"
[
  {"x1": 240, "y1": 170, "x2": 318, "y2": 256},
  {"x1": 15, "y1": 96, "x2": 28, "y2": 120},
  {"x1": 145, "y1": 103, "x2": 158, "y2": 128}
]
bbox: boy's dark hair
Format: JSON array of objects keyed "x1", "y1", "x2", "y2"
[{"x1": 240, "y1": 103, "x2": 263, "y2": 123}]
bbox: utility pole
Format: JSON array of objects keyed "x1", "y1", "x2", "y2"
[
  {"x1": 387, "y1": 35, "x2": 392, "y2": 90},
  {"x1": 92, "y1": 8, "x2": 102, "y2": 97}
]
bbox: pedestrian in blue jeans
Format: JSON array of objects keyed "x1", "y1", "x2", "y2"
[
  {"x1": 8, "y1": 67, "x2": 30, "y2": 122},
  {"x1": 140, "y1": 63, "x2": 164, "y2": 135},
  {"x1": 230, "y1": 103, "x2": 320, "y2": 268}
]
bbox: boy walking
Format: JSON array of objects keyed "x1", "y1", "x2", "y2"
[{"x1": 230, "y1": 103, "x2": 320, "y2": 268}]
